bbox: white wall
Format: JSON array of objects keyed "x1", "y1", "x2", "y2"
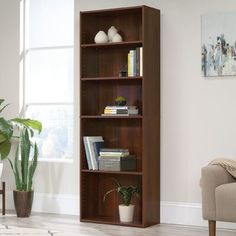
[
  {"x1": 79, "y1": 0, "x2": 236, "y2": 202},
  {"x1": 0, "y1": 0, "x2": 79, "y2": 215},
  {"x1": 2, "y1": 0, "x2": 236, "y2": 226}
]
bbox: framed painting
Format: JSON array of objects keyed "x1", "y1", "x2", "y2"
[{"x1": 201, "y1": 13, "x2": 236, "y2": 77}]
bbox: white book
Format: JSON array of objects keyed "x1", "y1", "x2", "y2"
[
  {"x1": 83, "y1": 137, "x2": 92, "y2": 170},
  {"x1": 140, "y1": 47, "x2": 143, "y2": 76},
  {"x1": 130, "y1": 50, "x2": 135, "y2": 76}
]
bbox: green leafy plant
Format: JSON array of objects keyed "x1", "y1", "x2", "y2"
[
  {"x1": 0, "y1": 99, "x2": 42, "y2": 191},
  {"x1": 115, "y1": 96, "x2": 126, "y2": 106},
  {"x1": 103, "y1": 179, "x2": 140, "y2": 206}
]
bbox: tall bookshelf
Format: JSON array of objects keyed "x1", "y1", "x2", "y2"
[{"x1": 80, "y1": 6, "x2": 160, "y2": 227}]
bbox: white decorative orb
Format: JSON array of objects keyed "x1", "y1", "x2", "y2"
[
  {"x1": 94, "y1": 31, "x2": 108, "y2": 44},
  {"x1": 108, "y1": 26, "x2": 118, "y2": 42},
  {"x1": 111, "y1": 33, "x2": 123, "y2": 43}
]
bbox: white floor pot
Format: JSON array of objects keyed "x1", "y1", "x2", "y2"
[
  {"x1": 0, "y1": 163, "x2": 3, "y2": 180},
  {"x1": 118, "y1": 204, "x2": 135, "y2": 223}
]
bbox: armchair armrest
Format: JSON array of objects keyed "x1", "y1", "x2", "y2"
[{"x1": 201, "y1": 165, "x2": 235, "y2": 220}]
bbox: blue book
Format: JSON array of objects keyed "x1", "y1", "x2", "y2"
[{"x1": 93, "y1": 141, "x2": 105, "y2": 166}]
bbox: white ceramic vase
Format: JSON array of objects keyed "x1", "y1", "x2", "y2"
[
  {"x1": 108, "y1": 26, "x2": 118, "y2": 42},
  {"x1": 118, "y1": 204, "x2": 134, "y2": 223},
  {"x1": 0, "y1": 163, "x2": 3, "y2": 180},
  {"x1": 94, "y1": 31, "x2": 108, "y2": 44},
  {"x1": 112, "y1": 33, "x2": 123, "y2": 43}
]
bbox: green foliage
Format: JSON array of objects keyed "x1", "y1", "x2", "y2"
[
  {"x1": 115, "y1": 96, "x2": 126, "y2": 102},
  {"x1": 0, "y1": 99, "x2": 42, "y2": 160},
  {"x1": 103, "y1": 179, "x2": 140, "y2": 206},
  {"x1": 0, "y1": 99, "x2": 42, "y2": 191},
  {"x1": 9, "y1": 128, "x2": 39, "y2": 191}
]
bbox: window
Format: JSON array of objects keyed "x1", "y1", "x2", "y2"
[{"x1": 20, "y1": 0, "x2": 74, "y2": 160}]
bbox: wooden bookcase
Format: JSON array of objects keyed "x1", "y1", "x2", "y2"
[{"x1": 80, "y1": 6, "x2": 160, "y2": 227}]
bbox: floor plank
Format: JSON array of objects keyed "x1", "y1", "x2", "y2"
[{"x1": 1, "y1": 212, "x2": 236, "y2": 236}]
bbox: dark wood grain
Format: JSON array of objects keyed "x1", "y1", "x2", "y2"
[
  {"x1": 80, "y1": 5, "x2": 160, "y2": 228},
  {"x1": 209, "y1": 221, "x2": 216, "y2": 236},
  {"x1": 142, "y1": 6, "x2": 160, "y2": 227},
  {"x1": 0, "y1": 182, "x2": 5, "y2": 215},
  {"x1": 81, "y1": 41, "x2": 142, "y2": 48},
  {"x1": 80, "y1": 7, "x2": 142, "y2": 44}
]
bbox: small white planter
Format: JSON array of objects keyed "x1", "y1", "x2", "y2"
[
  {"x1": 118, "y1": 204, "x2": 134, "y2": 223},
  {"x1": 0, "y1": 163, "x2": 3, "y2": 180}
]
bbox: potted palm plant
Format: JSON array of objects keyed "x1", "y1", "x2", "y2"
[
  {"x1": 0, "y1": 99, "x2": 42, "y2": 217},
  {"x1": 103, "y1": 179, "x2": 140, "y2": 223}
]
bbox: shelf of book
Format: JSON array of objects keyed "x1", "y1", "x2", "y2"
[
  {"x1": 81, "y1": 40, "x2": 142, "y2": 49},
  {"x1": 81, "y1": 115, "x2": 143, "y2": 119},
  {"x1": 81, "y1": 76, "x2": 143, "y2": 81},
  {"x1": 81, "y1": 169, "x2": 142, "y2": 175}
]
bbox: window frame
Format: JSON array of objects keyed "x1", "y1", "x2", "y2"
[{"x1": 20, "y1": 0, "x2": 75, "y2": 162}]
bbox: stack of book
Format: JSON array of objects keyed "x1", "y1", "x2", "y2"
[
  {"x1": 99, "y1": 148, "x2": 136, "y2": 171},
  {"x1": 128, "y1": 47, "x2": 143, "y2": 77},
  {"x1": 83, "y1": 136, "x2": 105, "y2": 170},
  {"x1": 103, "y1": 106, "x2": 138, "y2": 116}
]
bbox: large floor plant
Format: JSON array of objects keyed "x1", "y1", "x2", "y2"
[{"x1": 0, "y1": 99, "x2": 42, "y2": 217}]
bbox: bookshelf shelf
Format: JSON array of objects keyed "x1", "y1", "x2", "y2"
[
  {"x1": 80, "y1": 5, "x2": 160, "y2": 228},
  {"x1": 81, "y1": 40, "x2": 142, "y2": 48},
  {"x1": 81, "y1": 169, "x2": 143, "y2": 175},
  {"x1": 81, "y1": 216, "x2": 143, "y2": 227},
  {"x1": 81, "y1": 115, "x2": 143, "y2": 119},
  {"x1": 81, "y1": 76, "x2": 143, "y2": 81}
]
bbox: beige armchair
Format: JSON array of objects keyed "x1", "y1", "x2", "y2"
[{"x1": 201, "y1": 165, "x2": 236, "y2": 236}]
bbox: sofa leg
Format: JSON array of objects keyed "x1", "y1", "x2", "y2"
[{"x1": 209, "y1": 221, "x2": 216, "y2": 236}]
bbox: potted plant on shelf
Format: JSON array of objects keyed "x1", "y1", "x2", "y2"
[
  {"x1": 103, "y1": 179, "x2": 140, "y2": 223},
  {"x1": 0, "y1": 99, "x2": 42, "y2": 217}
]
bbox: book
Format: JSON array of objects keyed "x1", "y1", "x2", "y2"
[
  {"x1": 128, "y1": 52, "x2": 131, "y2": 76},
  {"x1": 140, "y1": 47, "x2": 143, "y2": 76},
  {"x1": 100, "y1": 148, "x2": 129, "y2": 156},
  {"x1": 105, "y1": 106, "x2": 137, "y2": 110},
  {"x1": 84, "y1": 136, "x2": 104, "y2": 170},
  {"x1": 136, "y1": 47, "x2": 140, "y2": 76},
  {"x1": 92, "y1": 141, "x2": 105, "y2": 166},
  {"x1": 133, "y1": 49, "x2": 136, "y2": 77},
  {"x1": 103, "y1": 109, "x2": 139, "y2": 115},
  {"x1": 83, "y1": 137, "x2": 92, "y2": 170},
  {"x1": 130, "y1": 50, "x2": 135, "y2": 76}
]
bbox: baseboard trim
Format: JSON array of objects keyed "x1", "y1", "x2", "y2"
[
  {"x1": 5, "y1": 191, "x2": 79, "y2": 215},
  {"x1": 161, "y1": 201, "x2": 236, "y2": 229},
  {"x1": 3, "y1": 194, "x2": 236, "y2": 229}
]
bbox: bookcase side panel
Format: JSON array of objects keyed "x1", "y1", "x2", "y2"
[{"x1": 142, "y1": 6, "x2": 160, "y2": 226}]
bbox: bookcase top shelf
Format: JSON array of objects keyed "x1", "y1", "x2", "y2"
[
  {"x1": 81, "y1": 169, "x2": 143, "y2": 175},
  {"x1": 81, "y1": 41, "x2": 142, "y2": 49},
  {"x1": 81, "y1": 76, "x2": 142, "y2": 81}
]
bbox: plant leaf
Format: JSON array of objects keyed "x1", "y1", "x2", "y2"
[
  {"x1": 21, "y1": 128, "x2": 31, "y2": 191},
  {"x1": 0, "y1": 103, "x2": 10, "y2": 113},
  {"x1": 0, "y1": 99, "x2": 4, "y2": 106},
  {"x1": 28, "y1": 143, "x2": 38, "y2": 191},
  {"x1": 0, "y1": 140, "x2": 11, "y2": 160},
  {"x1": 11, "y1": 118, "x2": 42, "y2": 134},
  {"x1": 0, "y1": 117, "x2": 13, "y2": 140}
]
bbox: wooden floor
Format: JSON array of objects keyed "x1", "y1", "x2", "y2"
[{"x1": 1, "y1": 212, "x2": 236, "y2": 236}]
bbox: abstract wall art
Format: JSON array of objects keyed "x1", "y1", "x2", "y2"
[{"x1": 201, "y1": 13, "x2": 236, "y2": 77}]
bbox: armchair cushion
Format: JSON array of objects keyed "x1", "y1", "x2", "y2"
[
  {"x1": 216, "y1": 182, "x2": 236, "y2": 222},
  {"x1": 201, "y1": 165, "x2": 235, "y2": 220}
]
